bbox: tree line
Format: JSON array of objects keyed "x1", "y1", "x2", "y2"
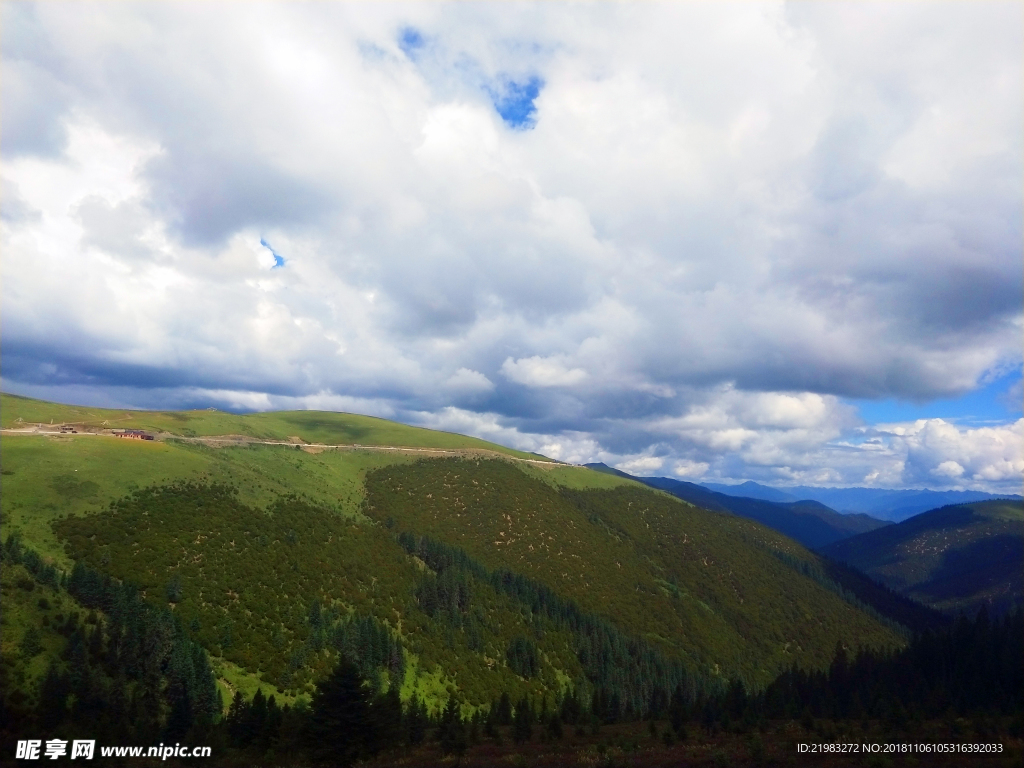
[
  {"x1": 756, "y1": 605, "x2": 1023, "y2": 723},
  {"x1": 194, "y1": 606, "x2": 1024, "y2": 766}
]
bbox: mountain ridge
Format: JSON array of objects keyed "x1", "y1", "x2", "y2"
[
  {"x1": 821, "y1": 500, "x2": 1024, "y2": 616},
  {"x1": 584, "y1": 464, "x2": 889, "y2": 550},
  {"x1": 701, "y1": 479, "x2": 1022, "y2": 521}
]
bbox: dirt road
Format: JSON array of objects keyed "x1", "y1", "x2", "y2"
[{"x1": 0, "y1": 426, "x2": 566, "y2": 467}]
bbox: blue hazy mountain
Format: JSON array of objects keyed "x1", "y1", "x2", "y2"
[
  {"x1": 701, "y1": 481, "x2": 800, "y2": 503},
  {"x1": 585, "y1": 465, "x2": 888, "y2": 549},
  {"x1": 701, "y1": 482, "x2": 1022, "y2": 522}
]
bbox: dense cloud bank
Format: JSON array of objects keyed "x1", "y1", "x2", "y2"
[{"x1": 2, "y1": 3, "x2": 1021, "y2": 492}]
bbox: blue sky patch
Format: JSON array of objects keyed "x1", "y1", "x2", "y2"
[
  {"x1": 260, "y1": 238, "x2": 285, "y2": 269},
  {"x1": 398, "y1": 26, "x2": 425, "y2": 58},
  {"x1": 490, "y1": 76, "x2": 544, "y2": 130},
  {"x1": 849, "y1": 367, "x2": 1023, "y2": 426}
]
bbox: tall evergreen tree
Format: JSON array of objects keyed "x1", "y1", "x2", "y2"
[
  {"x1": 546, "y1": 710, "x2": 563, "y2": 740},
  {"x1": 495, "y1": 692, "x2": 513, "y2": 726},
  {"x1": 165, "y1": 679, "x2": 194, "y2": 742},
  {"x1": 260, "y1": 695, "x2": 283, "y2": 752},
  {"x1": 247, "y1": 688, "x2": 268, "y2": 745},
  {"x1": 669, "y1": 683, "x2": 687, "y2": 735},
  {"x1": 438, "y1": 696, "x2": 467, "y2": 758},
  {"x1": 227, "y1": 691, "x2": 249, "y2": 746},
  {"x1": 512, "y1": 697, "x2": 533, "y2": 743},
  {"x1": 560, "y1": 689, "x2": 582, "y2": 725},
  {"x1": 306, "y1": 656, "x2": 376, "y2": 767},
  {"x1": 405, "y1": 695, "x2": 428, "y2": 745},
  {"x1": 372, "y1": 686, "x2": 403, "y2": 749},
  {"x1": 37, "y1": 663, "x2": 69, "y2": 730}
]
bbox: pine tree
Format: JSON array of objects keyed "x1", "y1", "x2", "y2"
[
  {"x1": 190, "y1": 644, "x2": 219, "y2": 728},
  {"x1": 483, "y1": 701, "x2": 499, "y2": 739},
  {"x1": 165, "y1": 678, "x2": 194, "y2": 742},
  {"x1": 512, "y1": 697, "x2": 533, "y2": 743},
  {"x1": 560, "y1": 690, "x2": 582, "y2": 725},
  {"x1": 372, "y1": 686, "x2": 403, "y2": 748},
  {"x1": 261, "y1": 695, "x2": 282, "y2": 752},
  {"x1": 227, "y1": 691, "x2": 250, "y2": 746},
  {"x1": 546, "y1": 711, "x2": 563, "y2": 740},
  {"x1": 725, "y1": 678, "x2": 747, "y2": 722},
  {"x1": 108, "y1": 673, "x2": 129, "y2": 728},
  {"x1": 307, "y1": 655, "x2": 376, "y2": 766},
  {"x1": 438, "y1": 696, "x2": 467, "y2": 758},
  {"x1": 37, "y1": 663, "x2": 69, "y2": 729},
  {"x1": 496, "y1": 692, "x2": 513, "y2": 725},
  {"x1": 88, "y1": 622, "x2": 104, "y2": 660},
  {"x1": 406, "y1": 695, "x2": 427, "y2": 745},
  {"x1": 248, "y1": 688, "x2": 268, "y2": 745},
  {"x1": 669, "y1": 683, "x2": 687, "y2": 735}
]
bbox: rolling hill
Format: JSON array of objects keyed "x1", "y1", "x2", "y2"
[
  {"x1": 2, "y1": 393, "x2": 908, "y2": 725},
  {"x1": 821, "y1": 500, "x2": 1024, "y2": 617},
  {"x1": 0, "y1": 392, "x2": 539, "y2": 459}
]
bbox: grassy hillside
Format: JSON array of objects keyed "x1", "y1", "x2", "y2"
[
  {"x1": 1, "y1": 392, "x2": 539, "y2": 459},
  {"x1": 2, "y1": 395, "x2": 904, "y2": 725},
  {"x1": 821, "y1": 500, "x2": 1024, "y2": 616},
  {"x1": 0, "y1": 432, "x2": 414, "y2": 568}
]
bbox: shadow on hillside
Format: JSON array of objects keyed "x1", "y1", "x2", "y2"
[{"x1": 280, "y1": 413, "x2": 372, "y2": 442}]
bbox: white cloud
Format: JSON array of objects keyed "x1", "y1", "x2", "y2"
[
  {"x1": 2, "y1": 2, "x2": 1021, "y2": 494},
  {"x1": 411, "y1": 406, "x2": 601, "y2": 464},
  {"x1": 651, "y1": 386, "x2": 857, "y2": 456},
  {"x1": 931, "y1": 460, "x2": 965, "y2": 479},
  {"x1": 501, "y1": 356, "x2": 589, "y2": 388},
  {"x1": 615, "y1": 455, "x2": 664, "y2": 476},
  {"x1": 673, "y1": 460, "x2": 710, "y2": 479},
  {"x1": 446, "y1": 368, "x2": 494, "y2": 394},
  {"x1": 880, "y1": 418, "x2": 1024, "y2": 487}
]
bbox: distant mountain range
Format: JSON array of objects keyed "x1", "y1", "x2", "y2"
[
  {"x1": 821, "y1": 500, "x2": 1024, "y2": 617},
  {"x1": 585, "y1": 464, "x2": 889, "y2": 550},
  {"x1": 701, "y1": 481, "x2": 1023, "y2": 522}
]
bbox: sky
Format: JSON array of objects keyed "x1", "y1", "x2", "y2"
[{"x1": 2, "y1": 1, "x2": 1022, "y2": 494}]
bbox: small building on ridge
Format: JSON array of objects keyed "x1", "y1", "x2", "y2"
[{"x1": 116, "y1": 429, "x2": 154, "y2": 441}]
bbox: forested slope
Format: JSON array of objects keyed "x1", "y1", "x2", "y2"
[
  {"x1": 822, "y1": 500, "x2": 1024, "y2": 616},
  {"x1": 362, "y1": 459, "x2": 902, "y2": 686},
  {"x1": 2, "y1": 397, "x2": 908, "y2": 748}
]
